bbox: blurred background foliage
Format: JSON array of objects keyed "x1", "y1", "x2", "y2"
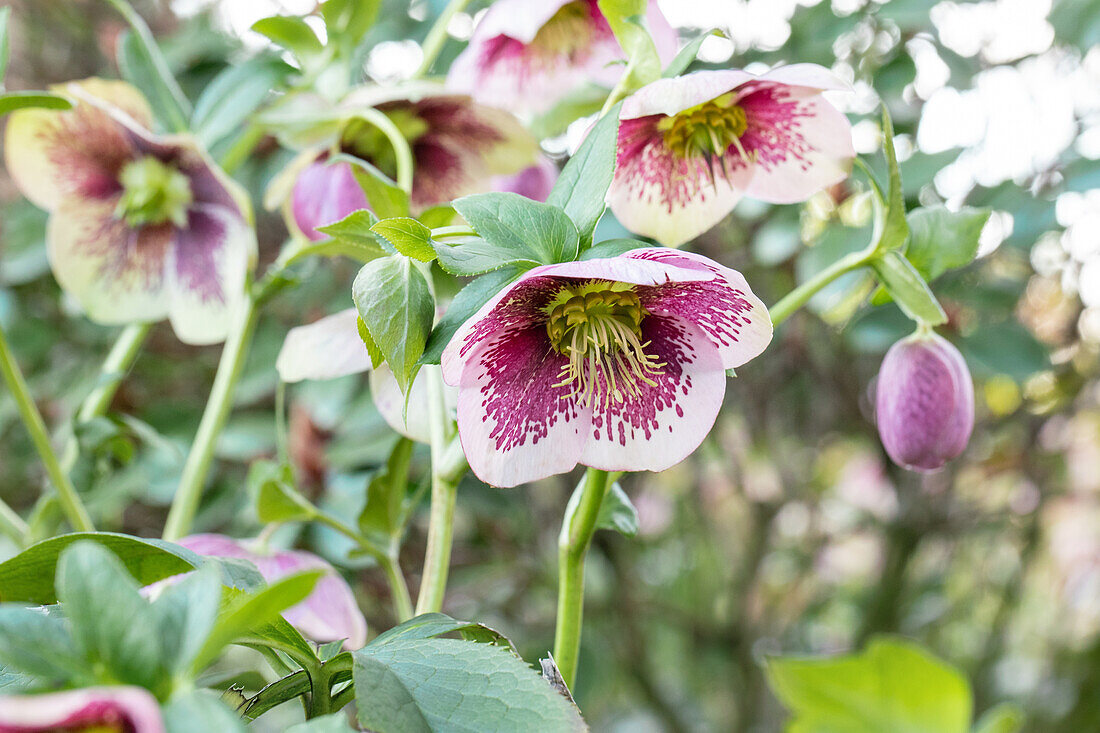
[{"x1": 1, "y1": 0, "x2": 1099, "y2": 730}]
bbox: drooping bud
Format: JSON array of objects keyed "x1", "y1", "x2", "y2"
[
  {"x1": 875, "y1": 331, "x2": 974, "y2": 472},
  {"x1": 290, "y1": 156, "x2": 369, "y2": 241}
]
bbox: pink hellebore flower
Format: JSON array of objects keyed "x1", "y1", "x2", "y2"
[
  {"x1": 491, "y1": 155, "x2": 559, "y2": 202},
  {"x1": 275, "y1": 309, "x2": 456, "y2": 443},
  {"x1": 0, "y1": 686, "x2": 164, "y2": 733},
  {"x1": 441, "y1": 248, "x2": 773, "y2": 487},
  {"x1": 178, "y1": 534, "x2": 367, "y2": 649},
  {"x1": 875, "y1": 331, "x2": 974, "y2": 472},
  {"x1": 274, "y1": 84, "x2": 537, "y2": 241},
  {"x1": 607, "y1": 65, "x2": 856, "y2": 247},
  {"x1": 4, "y1": 79, "x2": 254, "y2": 344},
  {"x1": 448, "y1": 0, "x2": 678, "y2": 116}
]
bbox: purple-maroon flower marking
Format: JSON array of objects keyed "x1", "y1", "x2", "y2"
[
  {"x1": 607, "y1": 66, "x2": 855, "y2": 246},
  {"x1": 3, "y1": 79, "x2": 254, "y2": 344},
  {"x1": 447, "y1": 0, "x2": 677, "y2": 116},
  {"x1": 442, "y1": 249, "x2": 772, "y2": 487},
  {"x1": 875, "y1": 331, "x2": 975, "y2": 472},
  {"x1": 0, "y1": 686, "x2": 164, "y2": 732},
  {"x1": 491, "y1": 155, "x2": 559, "y2": 202}
]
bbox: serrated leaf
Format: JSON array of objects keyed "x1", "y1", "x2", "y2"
[
  {"x1": 420, "y1": 267, "x2": 520, "y2": 365},
  {"x1": 452, "y1": 192, "x2": 579, "y2": 268},
  {"x1": 547, "y1": 102, "x2": 623, "y2": 244},
  {"x1": 333, "y1": 153, "x2": 410, "y2": 219},
  {"x1": 252, "y1": 16, "x2": 323, "y2": 57},
  {"x1": 316, "y1": 209, "x2": 383, "y2": 248},
  {"x1": 765, "y1": 636, "x2": 972, "y2": 733},
  {"x1": 371, "y1": 218, "x2": 437, "y2": 262},
  {"x1": 905, "y1": 206, "x2": 991, "y2": 281},
  {"x1": 356, "y1": 316, "x2": 385, "y2": 369},
  {"x1": 352, "y1": 256, "x2": 435, "y2": 392},
  {"x1": 353, "y1": 638, "x2": 586, "y2": 732},
  {"x1": 369, "y1": 613, "x2": 516, "y2": 654},
  {"x1": 872, "y1": 251, "x2": 947, "y2": 326},
  {"x1": 0, "y1": 91, "x2": 72, "y2": 116}
]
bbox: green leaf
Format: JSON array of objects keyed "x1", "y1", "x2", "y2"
[
  {"x1": 322, "y1": 0, "x2": 380, "y2": 57},
  {"x1": 905, "y1": 206, "x2": 991, "y2": 281},
  {"x1": 0, "y1": 532, "x2": 260, "y2": 604},
  {"x1": 151, "y1": 565, "x2": 223, "y2": 676},
  {"x1": 547, "y1": 102, "x2": 623, "y2": 244},
  {"x1": 765, "y1": 636, "x2": 972, "y2": 733},
  {"x1": 353, "y1": 638, "x2": 586, "y2": 732},
  {"x1": 871, "y1": 251, "x2": 947, "y2": 326},
  {"x1": 598, "y1": 0, "x2": 662, "y2": 91},
  {"x1": 116, "y1": 26, "x2": 190, "y2": 133},
  {"x1": 579, "y1": 238, "x2": 652, "y2": 260},
  {"x1": 0, "y1": 6, "x2": 10, "y2": 84},
  {"x1": 358, "y1": 438, "x2": 415, "y2": 546},
  {"x1": 352, "y1": 256, "x2": 435, "y2": 392},
  {"x1": 163, "y1": 689, "x2": 248, "y2": 733},
  {"x1": 0, "y1": 605, "x2": 84, "y2": 683},
  {"x1": 420, "y1": 267, "x2": 520, "y2": 365},
  {"x1": 57, "y1": 542, "x2": 168, "y2": 692},
  {"x1": 368, "y1": 613, "x2": 516, "y2": 653},
  {"x1": 662, "y1": 30, "x2": 717, "y2": 78},
  {"x1": 371, "y1": 218, "x2": 437, "y2": 262},
  {"x1": 357, "y1": 316, "x2": 385, "y2": 369},
  {"x1": 194, "y1": 571, "x2": 323, "y2": 672},
  {"x1": 595, "y1": 483, "x2": 638, "y2": 537},
  {"x1": 252, "y1": 16, "x2": 323, "y2": 57},
  {"x1": 316, "y1": 209, "x2": 389, "y2": 254},
  {"x1": 0, "y1": 91, "x2": 73, "y2": 116},
  {"x1": 433, "y1": 237, "x2": 537, "y2": 277},
  {"x1": 873, "y1": 105, "x2": 909, "y2": 254},
  {"x1": 191, "y1": 56, "x2": 291, "y2": 148},
  {"x1": 452, "y1": 192, "x2": 579, "y2": 267},
  {"x1": 249, "y1": 459, "x2": 317, "y2": 523},
  {"x1": 972, "y1": 704, "x2": 1024, "y2": 733},
  {"x1": 334, "y1": 153, "x2": 410, "y2": 219}
]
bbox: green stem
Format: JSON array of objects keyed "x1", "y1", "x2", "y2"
[
  {"x1": 769, "y1": 247, "x2": 876, "y2": 327},
  {"x1": 0, "y1": 322, "x2": 94, "y2": 532},
  {"x1": 414, "y1": 368, "x2": 462, "y2": 615},
  {"x1": 553, "y1": 467, "x2": 613, "y2": 689},
  {"x1": 414, "y1": 0, "x2": 473, "y2": 78},
  {"x1": 163, "y1": 298, "x2": 260, "y2": 541},
  {"x1": 76, "y1": 323, "x2": 150, "y2": 423},
  {"x1": 351, "y1": 107, "x2": 415, "y2": 194},
  {"x1": 0, "y1": 497, "x2": 28, "y2": 544},
  {"x1": 306, "y1": 658, "x2": 332, "y2": 718},
  {"x1": 430, "y1": 225, "x2": 477, "y2": 239}
]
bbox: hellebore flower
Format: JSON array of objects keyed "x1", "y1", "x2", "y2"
[
  {"x1": 875, "y1": 331, "x2": 974, "y2": 472},
  {"x1": 492, "y1": 155, "x2": 559, "y2": 202},
  {"x1": 607, "y1": 65, "x2": 856, "y2": 247},
  {"x1": 4, "y1": 79, "x2": 255, "y2": 344},
  {"x1": 270, "y1": 84, "x2": 537, "y2": 240},
  {"x1": 448, "y1": 0, "x2": 678, "y2": 116},
  {"x1": 0, "y1": 686, "x2": 164, "y2": 732},
  {"x1": 177, "y1": 534, "x2": 367, "y2": 649},
  {"x1": 441, "y1": 248, "x2": 773, "y2": 487},
  {"x1": 275, "y1": 308, "x2": 456, "y2": 443}
]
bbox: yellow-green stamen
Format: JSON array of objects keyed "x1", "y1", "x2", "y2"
[
  {"x1": 531, "y1": 1, "x2": 595, "y2": 57},
  {"x1": 545, "y1": 284, "x2": 664, "y2": 409},
  {"x1": 114, "y1": 156, "x2": 192, "y2": 229},
  {"x1": 658, "y1": 92, "x2": 754, "y2": 182}
]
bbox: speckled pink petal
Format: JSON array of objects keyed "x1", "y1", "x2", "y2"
[
  {"x1": 0, "y1": 686, "x2": 165, "y2": 733},
  {"x1": 620, "y1": 69, "x2": 754, "y2": 120},
  {"x1": 578, "y1": 313, "x2": 726, "y2": 473},
  {"x1": 626, "y1": 248, "x2": 773, "y2": 368}
]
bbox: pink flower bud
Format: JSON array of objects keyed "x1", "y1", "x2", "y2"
[
  {"x1": 875, "y1": 332, "x2": 974, "y2": 472},
  {"x1": 290, "y1": 157, "x2": 369, "y2": 241}
]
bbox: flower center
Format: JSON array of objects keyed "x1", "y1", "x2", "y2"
[
  {"x1": 115, "y1": 156, "x2": 192, "y2": 228},
  {"x1": 545, "y1": 284, "x2": 664, "y2": 408},
  {"x1": 341, "y1": 109, "x2": 428, "y2": 181},
  {"x1": 658, "y1": 93, "x2": 754, "y2": 177},
  {"x1": 531, "y1": 1, "x2": 597, "y2": 57}
]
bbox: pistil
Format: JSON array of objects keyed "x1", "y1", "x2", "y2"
[{"x1": 114, "y1": 156, "x2": 193, "y2": 229}]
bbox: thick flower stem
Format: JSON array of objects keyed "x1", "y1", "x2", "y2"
[
  {"x1": 0, "y1": 321, "x2": 94, "y2": 533},
  {"x1": 554, "y1": 468, "x2": 613, "y2": 689},
  {"x1": 379, "y1": 553, "x2": 415, "y2": 623},
  {"x1": 76, "y1": 323, "x2": 151, "y2": 423},
  {"x1": 768, "y1": 248, "x2": 876, "y2": 327},
  {"x1": 415, "y1": 0, "x2": 473, "y2": 78},
  {"x1": 0, "y1": 498, "x2": 28, "y2": 544},
  {"x1": 414, "y1": 368, "x2": 464, "y2": 615},
  {"x1": 163, "y1": 298, "x2": 260, "y2": 541},
  {"x1": 354, "y1": 108, "x2": 415, "y2": 194}
]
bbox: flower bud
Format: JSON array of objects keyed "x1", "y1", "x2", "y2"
[
  {"x1": 875, "y1": 332, "x2": 974, "y2": 472},
  {"x1": 291, "y1": 156, "x2": 369, "y2": 241}
]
